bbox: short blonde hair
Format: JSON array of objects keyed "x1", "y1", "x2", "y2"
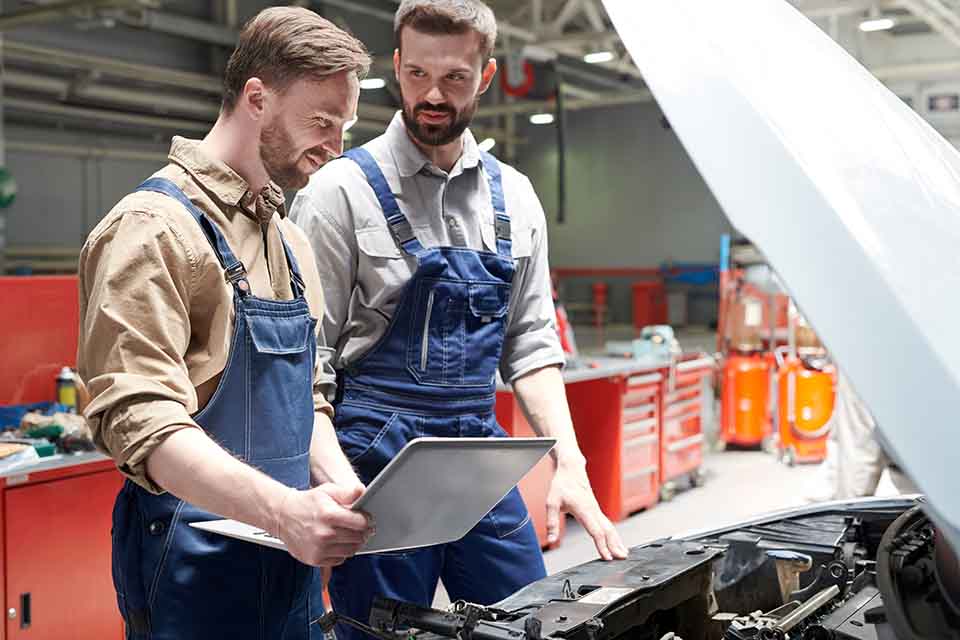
[
  {"x1": 395, "y1": 0, "x2": 498, "y2": 61},
  {"x1": 222, "y1": 6, "x2": 371, "y2": 112}
]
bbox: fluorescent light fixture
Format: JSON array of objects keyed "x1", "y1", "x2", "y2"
[
  {"x1": 530, "y1": 113, "x2": 555, "y2": 125},
  {"x1": 360, "y1": 78, "x2": 386, "y2": 90},
  {"x1": 584, "y1": 51, "x2": 615, "y2": 64},
  {"x1": 478, "y1": 138, "x2": 496, "y2": 152},
  {"x1": 859, "y1": 17, "x2": 895, "y2": 32}
]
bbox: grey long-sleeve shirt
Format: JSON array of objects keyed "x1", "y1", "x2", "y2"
[{"x1": 289, "y1": 113, "x2": 565, "y2": 402}]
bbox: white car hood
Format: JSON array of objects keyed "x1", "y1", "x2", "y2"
[{"x1": 603, "y1": 0, "x2": 960, "y2": 546}]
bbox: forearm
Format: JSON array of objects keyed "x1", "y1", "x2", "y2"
[
  {"x1": 512, "y1": 365, "x2": 586, "y2": 468},
  {"x1": 309, "y1": 411, "x2": 360, "y2": 488},
  {"x1": 145, "y1": 427, "x2": 291, "y2": 535}
]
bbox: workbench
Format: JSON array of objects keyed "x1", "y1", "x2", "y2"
[{"x1": 0, "y1": 452, "x2": 123, "y2": 639}]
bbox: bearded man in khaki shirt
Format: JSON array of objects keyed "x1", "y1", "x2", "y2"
[{"x1": 78, "y1": 8, "x2": 373, "y2": 638}]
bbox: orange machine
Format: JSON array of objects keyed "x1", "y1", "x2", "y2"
[
  {"x1": 720, "y1": 354, "x2": 772, "y2": 447},
  {"x1": 775, "y1": 353, "x2": 835, "y2": 466}
]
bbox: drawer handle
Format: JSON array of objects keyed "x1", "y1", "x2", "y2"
[
  {"x1": 664, "y1": 398, "x2": 701, "y2": 416},
  {"x1": 627, "y1": 374, "x2": 662, "y2": 387},
  {"x1": 666, "y1": 434, "x2": 705, "y2": 453},
  {"x1": 624, "y1": 418, "x2": 658, "y2": 435},
  {"x1": 624, "y1": 466, "x2": 658, "y2": 481},
  {"x1": 624, "y1": 403, "x2": 656, "y2": 416},
  {"x1": 625, "y1": 434, "x2": 658, "y2": 448},
  {"x1": 20, "y1": 593, "x2": 31, "y2": 629},
  {"x1": 676, "y1": 358, "x2": 714, "y2": 372}
]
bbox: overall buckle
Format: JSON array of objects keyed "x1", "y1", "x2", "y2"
[
  {"x1": 388, "y1": 216, "x2": 416, "y2": 246},
  {"x1": 224, "y1": 263, "x2": 251, "y2": 294}
]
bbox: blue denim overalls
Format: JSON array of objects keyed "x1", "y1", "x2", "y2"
[
  {"x1": 110, "y1": 178, "x2": 323, "y2": 639},
  {"x1": 328, "y1": 148, "x2": 548, "y2": 640}
]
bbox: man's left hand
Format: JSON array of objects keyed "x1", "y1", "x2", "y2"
[{"x1": 546, "y1": 458, "x2": 629, "y2": 561}]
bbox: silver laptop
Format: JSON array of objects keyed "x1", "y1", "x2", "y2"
[{"x1": 191, "y1": 436, "x2": 555, "y2": 555}]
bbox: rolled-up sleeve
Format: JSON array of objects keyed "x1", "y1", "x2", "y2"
[
  {"x1": 499, "y1": 177, "x2": 566, "y2": 383},
  {"x1": 78, "y1": 209, "x2": 201, "y2": 493}
]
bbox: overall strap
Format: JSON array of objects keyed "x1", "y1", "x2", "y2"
[
  {"x1": 343, "y1": 148, "x2": 425, "y2": 256},
  {"x1": 135, "y1": 177, "x2": 251, "y2": 295},
  {"x1": 479, "y1": 150, "x2": 512, "y2": 259}
]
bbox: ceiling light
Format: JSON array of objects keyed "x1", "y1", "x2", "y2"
[
  {"x1": 360, "y1": 78, "x2": 386, "y2": 90},
  {"x1": 530, "y1": 113, "x2": 555, "y2": 125},
  {"x1": 584, "y1": 51, "x2": 615, "y2": 64},
  {"x1": 859, "y1": 17, "x2": 896, "y2": 32},
  {"x1": 478, "y1": 138, "x2": 496, "y2": 152}
]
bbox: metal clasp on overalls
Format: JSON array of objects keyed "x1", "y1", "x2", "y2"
[{"x1": 224, "y1": 262, "x2": 251, "y2": 295}]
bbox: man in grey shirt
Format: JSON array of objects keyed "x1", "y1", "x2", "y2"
[{"x1": 291, "y1": 0, "x2": 626, "y2": 633}]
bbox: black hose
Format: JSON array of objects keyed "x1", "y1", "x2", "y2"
[{"x1": 554, "y1": 62, "x2": 567, "y2": 225}]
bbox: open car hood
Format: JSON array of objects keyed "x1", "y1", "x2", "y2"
[{"x1": 602, "y1": 0, "x2": 960, "y2": 549}]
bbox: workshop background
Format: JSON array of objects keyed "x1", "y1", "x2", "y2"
[{"x1": 0, "y1": 0, "x2": 942, "y2": 634}]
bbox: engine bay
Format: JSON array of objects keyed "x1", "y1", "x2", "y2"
[{"x1": 325, "y1": 498, "x2": 960, "y2": 640}]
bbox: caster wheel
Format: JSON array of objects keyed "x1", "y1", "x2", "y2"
[
  {"x1": 762, "y1": 436, "x2": 777, "y2": 454},
  {"x1": 659, "y1": 483, "x2": 677, "y2": 502},
  {"x1": 690, "y1": 469, "x2": 706, "y2": 487},
  {"x1": 783, "y1": 447, "x2": 796, "y2": 467}
]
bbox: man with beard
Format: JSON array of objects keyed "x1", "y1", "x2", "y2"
[
  {"x1": 289, "y1": 1, "x2": 627, "y2": 634},
  {"x1": 77, "y1": 8, "x2": 375, "y2": 638}
]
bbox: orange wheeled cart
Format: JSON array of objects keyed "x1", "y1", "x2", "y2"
[{"x1": 720, "y1": 353, "x2": 772, "y2": 447}]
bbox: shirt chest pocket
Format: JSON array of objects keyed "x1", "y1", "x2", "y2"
[
  {"x1": 355, "y1": 226, "x2": 414, "y2": 304},
  {"x1": 481, "y1": 221, "x2": 534, "y2": 259}
]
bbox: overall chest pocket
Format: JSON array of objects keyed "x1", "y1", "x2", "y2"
[
  {"x1": 244, "y1": 311, "x2": 317, "y2": 465},
  {"x1": 407, "y1": 279, "x2": 511, "y2": 387}
]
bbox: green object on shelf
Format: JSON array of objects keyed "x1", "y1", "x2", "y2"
[
  {"x1": 0, "y1": 167, "x2": 16, "y2": 209},
  {"x1": 31, "y1": 440, "x2": 56, "y2": 458},
  {"x1": 24, "y1": 425, "x2": 64, "y2": 440}
]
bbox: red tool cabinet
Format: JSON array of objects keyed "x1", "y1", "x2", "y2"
[
  {"x1": 565, "y1": 367, "x2": 663, "y2": 522},
  {"x1": 658, "y1": 357, "x2": 714, "y2": 500},
  {"x1": 1, "y1": 454, "x2": 123, "y2": 639}
]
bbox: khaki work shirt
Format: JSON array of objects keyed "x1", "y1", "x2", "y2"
[
  {"x1": 289, "y1": 113, "x2": 565, "y2": 402},
  {"x1": 78, "y1": 137, "x2": 332, "y2": 493}
]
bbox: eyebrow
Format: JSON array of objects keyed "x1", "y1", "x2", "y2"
[{"x1": 403, "y1": 62, "x2": 473, "y2": 75}]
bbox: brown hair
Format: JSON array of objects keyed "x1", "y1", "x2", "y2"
[
  {"x1": 394, "y1": 0, "x2": 498, "y2": 61},
  {"x1": 222, "y1": 6, "x2": 371, "y2": 113}
]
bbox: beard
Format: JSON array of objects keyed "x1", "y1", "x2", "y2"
[
  {"x1": 401, "y1": 94, "x2": 479, "y2": 147},
  {"x1": 259, "y1": 121, "x2": 317, "y2": 191}
]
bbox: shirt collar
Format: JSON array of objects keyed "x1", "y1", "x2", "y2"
[
  {"x1": 167, "y1": 136, "x2": 286, "y2": 224},
  {"x1": 386, "y1": 111, "x2": 482, "y2": 178}
]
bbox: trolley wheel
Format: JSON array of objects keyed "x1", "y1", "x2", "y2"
[
  {"x1": 762, "y1": 435, "x2": 777, "y2": 455},
  {"x1": 659, "y1": 482, "x2": 677, "y2": 502},
  {"x1": 690, "y1": 468, "x2": 706, "y2": 488},
  {"x1": 782, "y1": 446, "x2": 796, "y2": 467}
]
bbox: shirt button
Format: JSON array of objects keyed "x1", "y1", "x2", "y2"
[{"x1": 149, "y1": 520, "x2": 166, "y2": 536}]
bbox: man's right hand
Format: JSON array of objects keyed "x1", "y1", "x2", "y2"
[{"x1": 275, "y1": 483, "x2": 373, "y2": 567}]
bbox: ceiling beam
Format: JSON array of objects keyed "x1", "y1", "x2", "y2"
[
  {"x1": 899, "y1": 0, "x2": 960, "y2": 47},
  {"x1": 550, "y1": 0, "x2": 585, "y2": 34},
  {"x1": 117, "y1": 8, "x2": 239, "y2": 46},
  {"x1": 4, "y1": 96, "x2": 212, "y2": 134},
  {"x1": 792, "y1": 0, "x2": 903, "y2": 18},
  {"x1": 582, "y1": 0, "x2": 608, "y2": 32},
  {"x1": 0, "y1": 0, "x2": 148, "y2": 31}
]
